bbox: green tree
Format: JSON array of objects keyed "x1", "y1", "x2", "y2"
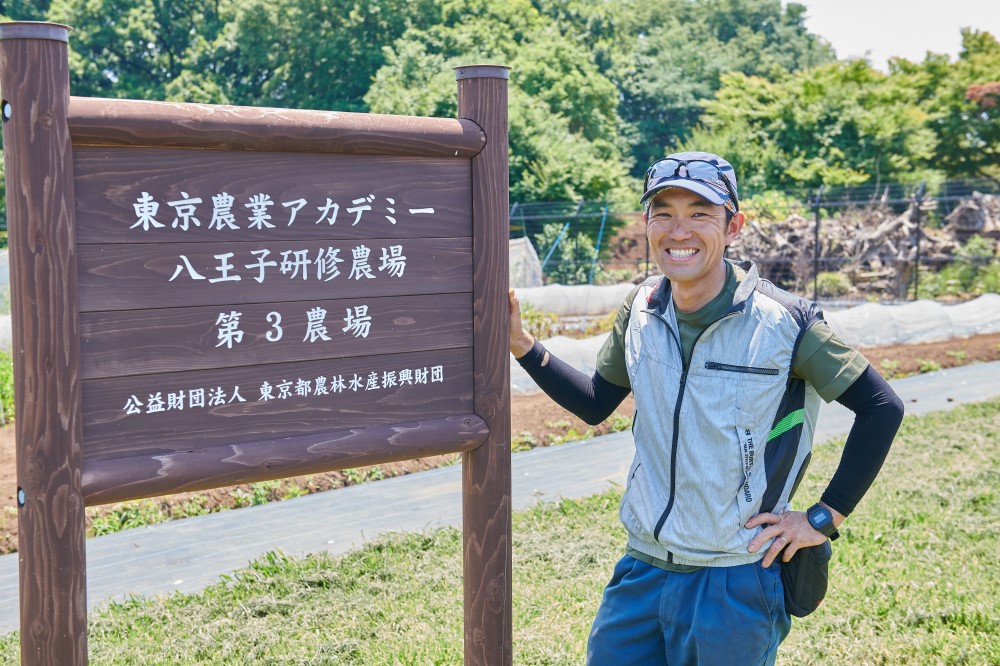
[
  {"x1": 365, "y1": 0, "x2": 635, "y2": 204},
  {"x1": 684, "y1": 28, "x2": 999, "y2": 192},
  {"x1": 0, "y1": 0, "x2": 50, "y2": 20},
  {"x1": 534, "y1": 222, "x2": 599, "y2": 285},
  {"x1": 44, "y1": 0, "x2": 439, "y2": 109},
  {"x1": 532, "y1": 0, "x2": 835, "y2": 175},
  {"x1": 46, "y1": 0, "x2": 233, "y2": 101},
  {"x1": 686, "y1": 59, "x2": 940, "y2": 192},
  {"x1": 213, "y1": 0, "x2": 440, "y2": 111},
  {"x1": 3, "y1": 0, "x2": 990, "y2": 209},
  {"x1": 903, "y1": 30, "x2": 1000, "y2": 181}
]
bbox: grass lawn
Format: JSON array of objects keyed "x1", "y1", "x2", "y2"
[{"x1": 1, "y1": 399, "x2": 998, "y2": 665}]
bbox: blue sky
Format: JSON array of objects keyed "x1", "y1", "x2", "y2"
[{"x1": 793, "y1": 0, "x2": 1000, "y2": 70}]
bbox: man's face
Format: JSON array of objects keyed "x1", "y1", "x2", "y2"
[{"x1": 645, "y1": 187, "x2": 744, "y2": 294}]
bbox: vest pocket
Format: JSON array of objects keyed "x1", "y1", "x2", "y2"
[
  {"x1": 706, "y1": 361, "x2": 779, "y2": 376},
  {"x1": 620, "y1": 460, "x2": 658, "y2": 543}
]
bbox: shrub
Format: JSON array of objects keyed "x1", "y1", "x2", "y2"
[
  {"x1": 607, "y1": 412, "x2": 633, "y2": 432},
  {"x1": 879, "y1": 358, "x2": 902, "y2": 378},
  {"x1": 89, "y1": 501, "x2": 165, "y2": 536},
  {"x1": 740, "y1": 190, "x2": 806, "y2": 223},
  {"x1": 917, "y1": 358, "x2": 942, "y2": 373},
  {"x1": 592, "y1": 267, "x2": 636, "y2": 285},
  {"x1": 582, "y1": 309, "x2": 619, "y2": 338},
  {"x1": 973, "y1": 260, "x2": 1000, "y2": 294},
  {"x1": 946, "y1": 350, "x2": 967, "y2": 362},
  {"x1": 916, "y1": 261, "x2": 978, "y2": 299},
  {"x1": 535, "y1": 223, "x2": 600, "y2": 285},
  {"x1": 955, "y1": 234, "x2": 994, "y2": 260},
  {"x1": 815, "y1": 271, "x2": 851, "y2": 298},
  {"x1": 520, "y1": 303, "x2": 561, "y2": 340},
  {"x1": 511, "y1": 431, "x2": 538, "y2": 452},
  {"x1": 917, "y1": 236, "x2": 998, "y2": 299}
]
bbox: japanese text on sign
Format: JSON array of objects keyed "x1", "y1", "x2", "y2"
[
  {"x1": 132, "y1": 191, "x2": 435, "y2": 232},
  {"x1": 122, "y1": 364, "x2": 447, "y2": 416},
  {"x1": 169, "y1": 244, "x2": 407, "y2": 285},
  {"x1": 214, "y1": 304, "x2": 374, "y2": 348}
]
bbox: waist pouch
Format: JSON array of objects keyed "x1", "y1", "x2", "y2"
[{"x1": 780, "y1": 540, "x2": 832, "y2": 617}]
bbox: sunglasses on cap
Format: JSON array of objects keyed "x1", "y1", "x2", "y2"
[{"x1": 643, "y1": 159, "x2": 740, "y2": 212}]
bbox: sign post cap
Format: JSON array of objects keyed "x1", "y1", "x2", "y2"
[
  {"x1": 0, "y1": 21, "x2": 71, "y2": 42},
  {"x1": 454, "y1": 65, "x2": 510, "y2": 81}
]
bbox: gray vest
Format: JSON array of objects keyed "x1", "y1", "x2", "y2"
[{"x1": 622, "y1": 261, "x2": 823, "y2": 567}]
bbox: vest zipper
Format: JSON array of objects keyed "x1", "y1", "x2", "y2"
[
  {"x1": 645, "y1": 307, "x2": 741, "y2": 543},
  {"x1": 653, "y1": 367, "x2": 686, "y2": 541},
  {"x1": 704, "y1": 361, "x2": 779, "y2": 376}
]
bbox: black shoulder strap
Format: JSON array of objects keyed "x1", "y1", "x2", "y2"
[{"x1": 753, "y1": 279, "x2": 824, "y2": 369}]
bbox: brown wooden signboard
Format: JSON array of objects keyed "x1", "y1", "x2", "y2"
[{"x1": 0, "y1": 22, "x2": 511, "y2": 666}]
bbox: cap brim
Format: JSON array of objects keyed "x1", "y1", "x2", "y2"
[{"x1": 640, "y1": 177, "x2": 728, "y2": 206}]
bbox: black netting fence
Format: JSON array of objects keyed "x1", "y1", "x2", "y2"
[{"x1": 512, "y1": 179, "x2": 1000, "y2": 302}]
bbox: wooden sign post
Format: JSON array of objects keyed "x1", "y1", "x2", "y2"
[{"x1": 0, "y1": 22, "x2": 511, "y2": 666}]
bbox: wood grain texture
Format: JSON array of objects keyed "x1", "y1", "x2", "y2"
[
  {"x1": 457, "y1": 67, "x2": 512, "y2": 666},
  {"x1": 82, "y1": 414, "x2": 489, "y2": 506},
  {"x1": 79, "y1": 292, "x2": 472, "y2": 379},
  {"x1": 81, "y1": 348, "x2": 474, "y2": 461},
  {"x1": 0, "y1": 26, "x2": 88, "y2": 665},
  {"x1": 76, "y1": 237, "x2": 472, "y2": 312},
  {"x1": 73, "y1": 147, "x2": 471, "y2": 245},
  {"x1": 68, "y1": 96, "x2": 487, "y2": 158}
]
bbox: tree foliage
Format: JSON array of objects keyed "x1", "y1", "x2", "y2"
[
  {"x1": 686, "y1": 29, "x2": 1000, "y2": 191},
  {"x1": 364, "y1": 0, "x2": 635, "y2": 204},
  {"x1": 0, "y1": 0, "x2": 50, "y2": 20},
  {"x1": 534, "y1": 222, "x2": 600, "y2": 285},
  {"x1": 44, "y1": 0, "x2": 440, "y2": 108},
  {"x1": 531, "y1": 0, "x2": 836, "y2": 175},
  {"x1": 911, "y1": 30, "x2": 1000, "y2": 181},
  {"x1": 45, "y1": 0, "x2": 234, "y2": 101},
  {"x1": 0, "y1": 0, "x2": 995, "y2": 215},
  {"x1": 217, "y1": 0, "x2": 441, "y2": 111}
]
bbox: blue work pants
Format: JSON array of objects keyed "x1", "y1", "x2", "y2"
[{"x1": 586, "y1": 554, "x2": 790, "y2": 665}]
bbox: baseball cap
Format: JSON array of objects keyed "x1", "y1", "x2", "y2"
[{"x1": 640, "y1": 151, "x2": 739, "y2": 213}]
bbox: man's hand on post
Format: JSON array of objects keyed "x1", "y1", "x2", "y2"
[
  {"x1": 744, "y1": 503, "x2": 845, "y2": 568},
  {"x1": 508, "y1": 288, "x2": 535, "y2": 359}
]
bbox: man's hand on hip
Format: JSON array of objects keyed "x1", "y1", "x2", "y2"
[{"x1": 745, "y1": 507, "x2": 841, "y2": 568}]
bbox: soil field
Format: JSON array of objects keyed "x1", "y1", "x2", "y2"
[{"x1": 1, "y1": 332, "x2": 998, "y2": 554}]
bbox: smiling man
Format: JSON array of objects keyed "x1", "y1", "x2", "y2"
[{"x1": 509, "y1": 151, "x2": 904, "y2": 665}]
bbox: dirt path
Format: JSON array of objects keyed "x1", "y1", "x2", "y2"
[{"x1": 1, "y1": 332, "x2": 999, "y2": 554}]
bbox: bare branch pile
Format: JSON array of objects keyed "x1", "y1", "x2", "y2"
[
  {"x1": 945, "y1": 192, "x2": 1000, "y2": 243},
  {"x1": 728, "y1": 193, "x2": 999, "y2": 298}
]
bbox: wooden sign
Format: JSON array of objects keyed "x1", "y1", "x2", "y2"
[{"x1": 0, "y1": 22, "x2": 511, "y2": 666}]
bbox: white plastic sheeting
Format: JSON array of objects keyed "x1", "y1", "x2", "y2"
[
  {"x1": 509, "y1": 237, "x2": 543, "y2": 288},
  {"x1": 511, "y1": 293, "x2": 1000, "y2": 395},
  {"x1": 825, "y1": 294, "x2": 1000, "y2": 347},
  {"x1": 514, "y1": 283, "x2": 636, "y2": 316}
]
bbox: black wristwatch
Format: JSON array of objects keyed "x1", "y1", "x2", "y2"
[{"x1": 807, "y1": 503, "x2": 840, "y2": 541}]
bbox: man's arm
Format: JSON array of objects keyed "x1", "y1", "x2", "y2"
[
  {"x1": 747, "y1": 365, "x2": 904, "y2": 566},
  {"x1": 821, "y1": 365, "x2": 904, "y2": 515},
  {"x1": 509, "y1": 289, "x2": 631, "y2": 425}
]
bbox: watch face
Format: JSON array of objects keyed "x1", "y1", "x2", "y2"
[
  {"x1": 808, "y1": 504, "x2": 840, "y2": 540},
  {"x1": 809, "y1": 505, "x2": 832, "y2": 530}
]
